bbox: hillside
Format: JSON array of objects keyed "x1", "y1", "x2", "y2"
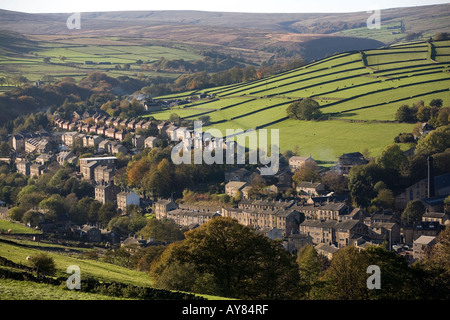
[
  {"x1": 148, "y1": 39, "x2": 450, "y2": 162},
  {"x1": 0, "y1": 233, "x2": 223, "y2": 300},
  {"x1": 0, "y1": 4, "x2": 449, "y2": 64}
]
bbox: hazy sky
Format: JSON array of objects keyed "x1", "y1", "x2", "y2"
[{"x1": 0, "y1": 0, "x2": 448, "y2": 13}]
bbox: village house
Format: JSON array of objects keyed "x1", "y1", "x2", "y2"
[
  {"x1": 298, "y1": 219, "x2": 369, "y2": 248},
  {"x1": 221, "y1": 207, "x2": 302, "y2": 237},
  {"x1": 133, "y1": 135, "x2": 146, "y2": 149},
  {"x1": 422, "y1": 211, "x2": 449, "y2": 226},
  {"x1": 94, "y1": 165, "x2": 115, "y2": 185},
  {"x1": 144, "y1": 136, "x2": 161, "y2": 149},
  {"x1": 315, "y1": 243, "x2": 340, "y2": 260},
  {"x1": 141, "y1": 121, "x2": 153, "y2": 131},
  {"x1": 166, "y1": 208, "x2": 220, "y2": 228},
  {"x1": 166, "y1": 124, "x2": 178, "y2": 141},
  {"x1": 30, "y1": 163, "x2": 45, "y2": 177},
  {"x1": 78, "y1": 225, "x2": 102, "y2": 242},
  {"x1": 80, "y1": 161, "x2": 98, "y2": 181},
  {"x1": 289, "y1": 156, "x2": 316, "y2": 173},
  {"x1": 157, "y1": 121, "x2": 168, "y2": 135},
  {"x1": 94, "y1": 184, "x2": 120, "y2": 204},
  {"x1": 98, "y1": 140, "x2": 111, "y2": 153},
  {"x1": 117, "y1": 190, "x2": 140, "y2": 213},
  {"x1": 127, "y1": 119, "x2": 137, "y2": 130},
  {"x1": 225, "y1": 181, "x2": 247, "y2": 198},
  {"x1": 135, "y1": 119, "x2": 147, "y2": 131},
  {"x1": 294, "y1": 201, "x2": 349, "y2": 221},
  {"x1": 284, "y1": 233, "x2": 313, "y2": 254},
  {"x1": 238, "y1": 199, "x2": 295, "y2": 211},
  {"x1": 57, "y1": 150, "x2": 78, "y2": 166},
  {"x1": 35, "y1": 153, "x2": 55, "y2": 165},
  {"x1": 83, "y1": 135, "x2": 104, "y2": 149},
  {"x1": 395, "y1": 173, "x2": 450, "y2": 209},
  {"x1": 336, "y1": 152, "x2": 368, "y2": 175},
  {"x1": 16, "y1": 160, "x2": 30, "y2": 176},
  {"x1": 105, "y1": 117, "x2": 115, "y2": 127},
  {"x1": 96, "y1": 126, "x2": 106, "y2": 136},
  {"x1": 105, "y1": 128, "x2": 117, "y2": 139},
  {"x1": 109, "y1": 141, "x2": 127, "y2": 155},
  {"x1": 413, "y1": 221, "x2": 441, "y2": 241},
  {"x1": 154, "y1": 199, "x2": 178, "y2": 220},
  {"x1": 296, "y1": 181, "x2": 326, "y2": 197},
  {"x1": 114, "y1": 130, "x2": 127, "y2": 142},
  {"x1": 413, "y1": 235, "x2": 436, "y2": 261},
  {"x1": 224, "y1": 167, "x2": 252, "y2": 182},
  {"x1": 62, "y1": 132, "x2": 84, "y2": 147}
]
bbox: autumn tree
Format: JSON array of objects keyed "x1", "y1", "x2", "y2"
[
  {"x1": 292, "y1": 160, "x2": 320, "y2": 184},
  {"x1": 150, "y1": 217, "x2": 300, "y2": 299},
  {"x1": 286, "y1": 98, "x2": 322, "y2": 120}
]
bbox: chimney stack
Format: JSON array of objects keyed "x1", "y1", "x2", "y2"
[{"x1": 428, "y1": 156, "x2": 435, "y2": 198}]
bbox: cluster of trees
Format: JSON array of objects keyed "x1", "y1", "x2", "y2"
[
  {"x1": 395, "y1": 99, "x2": 449, "y2": 128},
  {"x1": 349, "y1": 126, "x2": 450, "y2": 216},
  {"x1": 286, "y1": 98, "x2": 323, "y2": 121},
  {"x1": 126, "y1": 147, "x2": 226, "y2": 199},
  {"x1": 0, "y1": 75, "x2": 29, "y2": 87},
  {"x1": 145, "y1": 216, "x2": 450, "y2": 299}
]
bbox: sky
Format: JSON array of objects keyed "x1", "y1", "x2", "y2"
[{"x1": 0, "y1": 0, "x2": 448, "y2": 13}]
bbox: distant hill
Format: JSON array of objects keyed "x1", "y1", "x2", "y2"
[{"x1": 0, "y1": 4, "x2": 449, "y2": 62}]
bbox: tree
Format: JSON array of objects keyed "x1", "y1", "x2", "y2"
[
  {"x1": 376, "y1": 144, "x2": 407, "y2": 171},
  {"x1": 372, "y1": 188, "x2": 395, "y2": 209},
  {"x1": 286, "y1": 98, "x2": 322, "y2": 120},
  {"x1": 150, "y1": 217, "x2": 300, "y2": 299},
  {"x1": 139, "y1": 218, "x2": 184, "y2": 242},
  {"x1": 316, "y1": 246, "x2": 370, "y2": 299},
  {"x1": 401, "y1": 199, "x2": 425, "y2": 225},
  {"x1": 415, "y1": 124, "x2": 450, "y2": 155},
  {"x1": 429, "y1": 98, "x2": 443, "y2": 108},
  {"x1": 28, "y1": 253, "x2": 56, "y2": 275},
  {"x1": 297, "y1": 244, "x2": 328, "y2": 298},
  {"x1": 416, "y1": 105, "x2": 431, "y2": 122},
  {"x1": 395, "y1": 105, "x2": 415, "y2": 122},
  {"x1": 292, "y1": 160, "x2": 320, "y2": 184},
  {"x1": 321, "y1": 170, "x2": 348, "y2": 194},
  {"x1": 98, "y1": 202, "x2": 117, "y2": 225}
]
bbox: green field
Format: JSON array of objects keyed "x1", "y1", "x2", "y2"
[
  {"x1": 0, "y1": 236, "x2": 226, "y2": 300},
  {"x1": 0, "y1": 37, "x2": 203, "y2": 83},
  {"x1": 148, "y1": 40, "x2": 450, "y2": 162}
]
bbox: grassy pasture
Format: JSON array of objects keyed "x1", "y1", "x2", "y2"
[
  {"x1": 150, "y1": 40, "x2": 450, "y2": 162},
  {"x1": 0, "y1": 37, "x2": 203, "y2": 84}
]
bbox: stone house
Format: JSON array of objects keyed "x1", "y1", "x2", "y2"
[
  {"x1": 166, "y1": 209, "x2": 220, "y2": 228},
  {"x1": 284, "y1": 233, "x2": 313, "y2": 254},
  {"x1": 30, "y1": 163, "x2": 45, "y2": 177},
  {"x1": 221, "y1": 207, "x2": 302, "y2": 237},
  {"x1": 395, "y1": 173, "x2": 450, "y2": 209},
  {"x1": 289, "y1": 156, "x2": 315, "y2": 173},
  {"x1": 144, "y1": 136, "x2": 161, "y2": 149},
  {"x1": 154, "y1": 199, "x2": 178, "y2": 220},
  {"x1": 296, "y1": 181, "x2": 326, "y2": 197},
  {"x1": 225, "y1": 181, "x2": 247, "y2": 198},
  {"x1": 94, "y1": 184, "x2": 119, "y2": 204},
  {"x1": 298, "y1": 219, "x2": 368, "y2": 248},
  {"x1": 117, "y1": 190, "x2": 140, "y2": 213},
  {"x1": 413, "y1": 235, "x2": 436, "y2": 261},
  {"x1": 336, "y1": 152, "x2": 368, "y2": 175}
]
